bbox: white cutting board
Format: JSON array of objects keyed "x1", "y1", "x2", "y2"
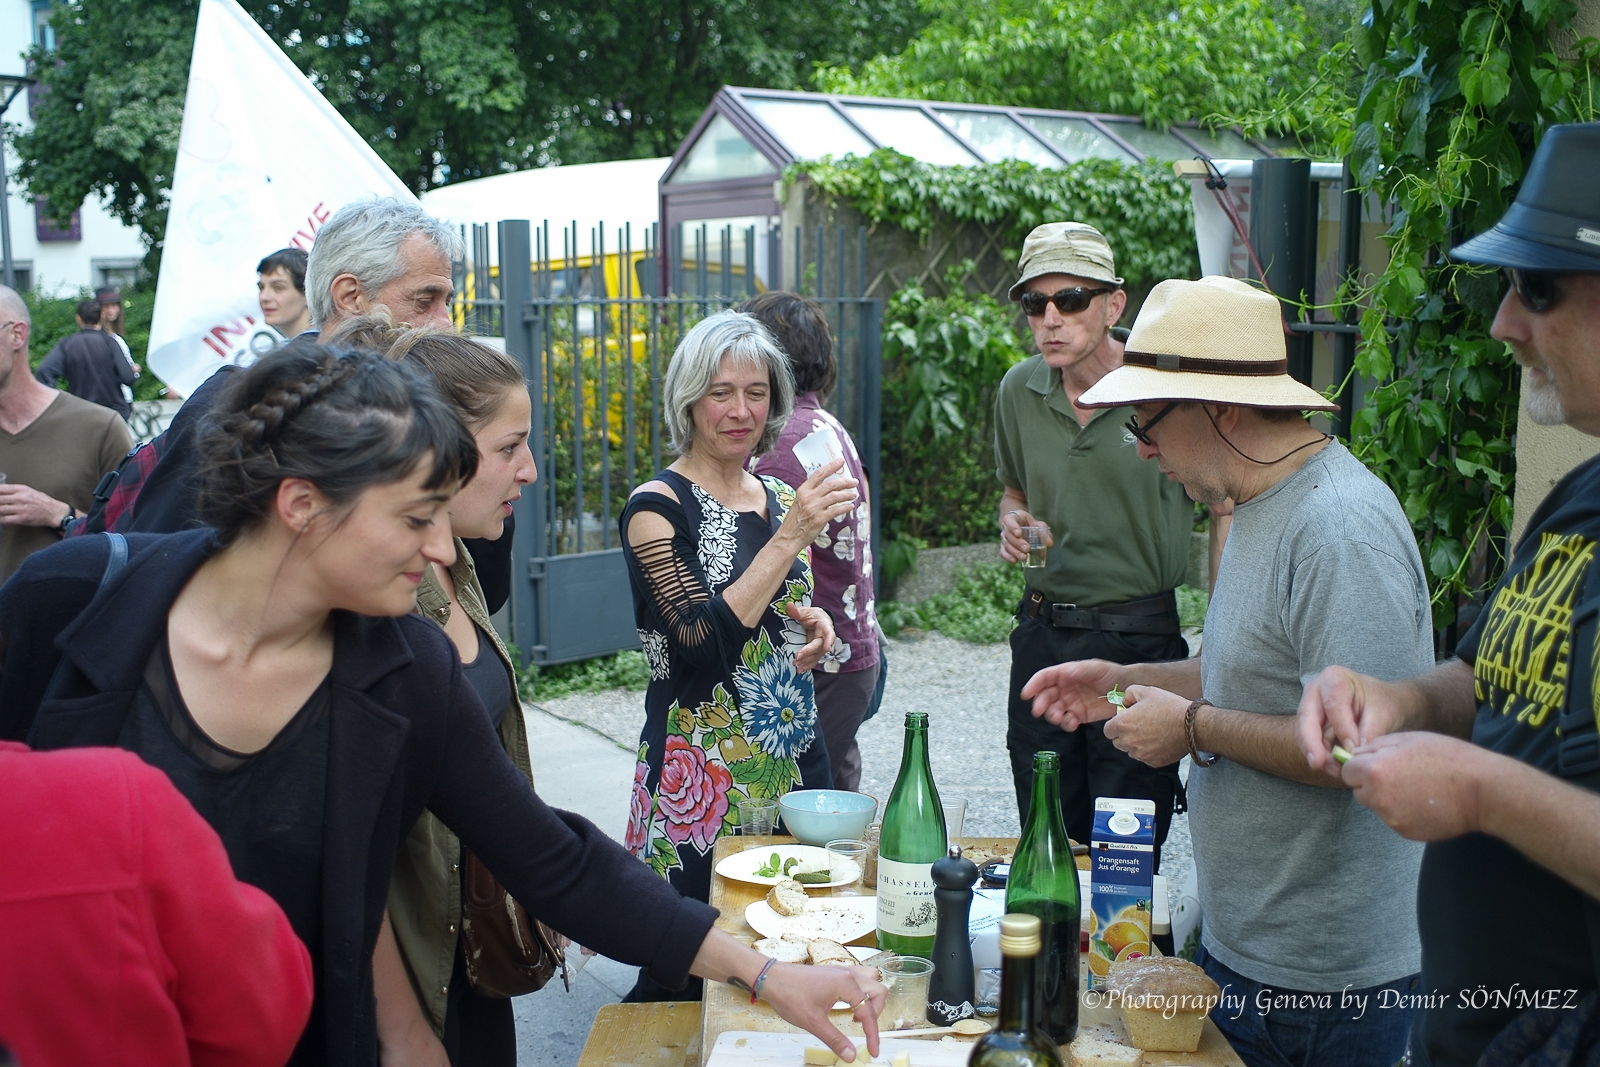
[{"x1": 707, "y1": 1031, "x2": 973, "y2": 1067}]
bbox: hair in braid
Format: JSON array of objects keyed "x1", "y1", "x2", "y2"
[{"x1": 197, "y1": 336, "x2": 478, "y2": 543}]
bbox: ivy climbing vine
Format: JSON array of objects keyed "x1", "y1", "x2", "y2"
[
  {"x1": 789, "y1": 151, "x2": 1198, "y2": 292},
  {"x1": 1348, "y1": 0, "x2": 1598, "y2": 627}
]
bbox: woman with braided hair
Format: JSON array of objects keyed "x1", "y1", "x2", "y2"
[{"x1": 0, "y1": 339, "x2": 887, "y2": 1067}]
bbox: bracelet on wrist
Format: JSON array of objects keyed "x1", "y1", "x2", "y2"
[
  {"x1": 750, "y1": 959, "x2": 777, "y2": 1004},
  {"x1": 1186, "y1": 699, "x2": 1216, "y2": 768}
]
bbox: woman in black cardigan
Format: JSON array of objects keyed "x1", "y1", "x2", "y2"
[{"x1": 0, "y1": 342, "x2": 884, "y2": 1067}]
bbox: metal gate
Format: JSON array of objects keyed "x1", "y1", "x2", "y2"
[{"x1": 465, "y1": 219, "x2": 883, "y2": 666}]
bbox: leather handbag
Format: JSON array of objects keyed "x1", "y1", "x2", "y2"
[{"x1": 460, "y1": 847, "x2": 568, "y2": 997}]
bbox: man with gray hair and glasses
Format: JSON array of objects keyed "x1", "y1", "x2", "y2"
[{"x1": 70, "y1": 197, "x2": 461, "y2": 536}]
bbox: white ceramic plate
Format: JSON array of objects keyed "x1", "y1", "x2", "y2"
[
  {"x1": 745, "y1": 896, "x2": 877, "y2": 944},
  {"x1": 715, "y1": 844, "x2": 861, "y2": 889}
]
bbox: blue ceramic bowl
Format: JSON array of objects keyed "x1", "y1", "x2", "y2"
[{"x1": 778, "y1": 790, "x2": 878, "y2": 846}]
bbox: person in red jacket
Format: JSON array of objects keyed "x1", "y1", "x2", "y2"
[{"x1": 0, "y1": 741, "x2": 313, "y2": 1067}]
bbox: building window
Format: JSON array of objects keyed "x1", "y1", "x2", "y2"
[
  {"x1": 35, "y1": 199, "x2": 81, "y2": 243},
  {"x1": 93, "y1": 259, "x2": 143, "y2": 291},
  {"x1": 31, "y1": 0, "x2": 55, "y2": 52},
  {"x1": 3, "y1": 263, "x2": 33, "y2": 292}
]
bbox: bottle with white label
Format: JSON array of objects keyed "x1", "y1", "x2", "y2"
[{"x1": 876, "y1": 711, "x2": 946, "y2": 955}]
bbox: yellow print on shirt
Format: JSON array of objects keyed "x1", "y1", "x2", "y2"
[{"x1": 1473, "y1": 533, "x2": 1595, "y2": 729}]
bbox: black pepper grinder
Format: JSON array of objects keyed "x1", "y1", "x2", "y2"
[{"x1": 926, "y1": 843, "x2": 979, "y2": 1024}]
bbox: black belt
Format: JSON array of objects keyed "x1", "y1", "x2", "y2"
[{"x1": 1022, "y1": 589, "x2": 1181, "y2": 635}]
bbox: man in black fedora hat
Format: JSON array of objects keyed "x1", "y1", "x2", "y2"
[{"x1": 1298, "y1": 122, "x2": 1600, "y2": 1065}]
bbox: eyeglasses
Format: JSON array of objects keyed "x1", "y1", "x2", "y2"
[
  {"x1": 1125, "y1": 403, "x2": 1178, "y2": 446},
  {"x1": 1019, "y1": 286, "x2": 1117, "y2": 317},
  {"x1": 1505, "y1": 269, "x2": 1567, "y2": 313}
]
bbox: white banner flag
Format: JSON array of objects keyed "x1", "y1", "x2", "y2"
[{"x1": 149, "y1": 0, "x2": 416, "y2": 397}]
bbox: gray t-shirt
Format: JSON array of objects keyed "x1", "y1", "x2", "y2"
[{"x1": 1190, "y1": 439, "x2": 1432, "y2": 991}]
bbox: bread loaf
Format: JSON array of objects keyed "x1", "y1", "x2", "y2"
[
  {"x1": 1067, "y1": 1035, "x2": 1144, "y2": 1067},
  {"x1": 806, "y1": 938, "x2": 855, "y2": 966},
  {"x1": 767, "y1": 878, "x2": 810, "y2": 916},
  {"x1": 1104, "y1": 956, "x2": 1219, "y2": 1053},
  {"x1": 754, "y1": 935, "x2": 811, "y2": 963}
]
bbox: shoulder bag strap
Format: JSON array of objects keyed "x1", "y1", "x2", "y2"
[{"x1": 40, "y1": 533, "x2": 128, "y2": 702}]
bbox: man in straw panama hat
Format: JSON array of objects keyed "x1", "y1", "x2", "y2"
[
  {"x1": 994, "y1": 222, "x2": 1195, "y2": 867},
  {"x1": 1022, "y1": 274, "x2": 1434, "y2": 1066},
  {"x1": 1297, "y1": 123, "x2": 1600, "y2": 1066}
]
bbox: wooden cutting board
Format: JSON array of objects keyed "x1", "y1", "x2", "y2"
[{"x1": 705, "y1": 1030, "x2": 973, "y2": 1067}]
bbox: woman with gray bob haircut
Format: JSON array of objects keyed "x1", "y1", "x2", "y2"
[
  {"x1": 662, "y1": 311, "x2": 796, "y2": 457},
  {"x1": 619, "y1": 310, "x2": 863, "y2": 1002}
]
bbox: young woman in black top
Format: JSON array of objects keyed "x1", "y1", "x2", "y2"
[{"x1": 0, "y1": 340, "x2": 885, "y2": 1067}]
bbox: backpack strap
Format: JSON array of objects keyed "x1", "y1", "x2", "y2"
[{"x1": 40, "y1": 533, "x2": 128, "y2": 701}]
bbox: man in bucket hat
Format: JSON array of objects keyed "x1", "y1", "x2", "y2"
[
  {"x1": 1023, "y1": 274, "x2": 1434, "y2": 1066},
  {"x1": 1298, "y1": 123, "x2": 1600, "y2": 1065},
  {"x1": 994, "y1": 222, "x2": 1195, "y2": 864}
]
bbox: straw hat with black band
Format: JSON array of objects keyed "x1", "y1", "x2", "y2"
[{"x1": 1077, "y1": 275, "x2": 1336, "y2": 412}]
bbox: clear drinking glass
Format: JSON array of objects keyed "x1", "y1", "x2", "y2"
[
  {"x1": 941, "y1": 798, "x2": 967, "y2": 844},
  {"x1": 824, "y1": 838, "x2": 870, "y2": 897},
  {"x1": 878, "y1": 955, "x2": 936, "y2": 1030},
  {"x1": 738, "y1": 796, "x2": 778, "y2": 844},
  {"x1": 1022, "y1": 525, "x2": 1049, "y2": 568},
  {"x1": 862, "y1": 822, "x2": 881, "y2": 888}
]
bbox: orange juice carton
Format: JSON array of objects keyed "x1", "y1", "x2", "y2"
[{"x1": 1086, "y1": 797, "x2": 1155, "y2": 989}]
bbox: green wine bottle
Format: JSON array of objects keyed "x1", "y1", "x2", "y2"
[
  {"x1": 1005, "y1": 751, "x2": 1080, "y2": 1044},
  {"x1": 968, "y1": 914, "x2": 1064, "y2": 1067},
  {"x1": 875, "y1": 711, "x2": 945, "y2": 955}
]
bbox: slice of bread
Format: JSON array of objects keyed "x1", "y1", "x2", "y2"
[
  {"x1": 767, "y1": 878, "x2": 809, "y2": 916},
  {"x1": 807, "y1": 938, "x2": 854, "y2": 966},
  {"x1": 1068, "y1": 1035, "x2": 1144, "y2": 1067},
  {"x1": 753, "y1": 935, "x2": 810, "y2": 963}
]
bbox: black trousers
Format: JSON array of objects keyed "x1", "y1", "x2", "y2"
[{"x1": 1006, "y1": 601, "x2": 1188, "y2": 873}]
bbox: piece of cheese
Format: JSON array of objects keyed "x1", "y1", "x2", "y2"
[
  {"x1": 803, "y1": 1048, "x2": 837, "y2": 1066},
  {"x1": 891, "y1": 1052, "x2": 910, "y2": 1067}
]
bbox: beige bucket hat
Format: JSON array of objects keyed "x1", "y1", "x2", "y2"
[
  {"x1": 1077, "y1": 276, "x2": 1336, "y2": 411},
  {"x1": 1008, "y1": 222, "x2": 1124, "y2": 300}
]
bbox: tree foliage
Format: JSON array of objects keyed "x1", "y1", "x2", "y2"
[
  {"x1": 13, "y1": 0, "x2": 927, "y2": 257},
  {"x1": 815, "y1": 0, "x2": 1321, "y2": 131},
  {"x1": 1344, "y1": 0, "x2": 1599, "y2": 626}
]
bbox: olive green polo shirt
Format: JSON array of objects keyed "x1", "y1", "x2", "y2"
[{"x1": 993, "y1": 354, "x2": 1192, "y2": 608}]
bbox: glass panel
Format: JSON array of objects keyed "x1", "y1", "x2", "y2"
[
  {"x1": 1174, "y1": 125, "x2": 1261, "y2": 160},
  {"x1": 743, "y1": 96, "x2": 877, "y2": 161},
  {"x1": 842, "y1": 104, "x2": 980, "y2": 166},
  {"x1": 934, "y1": 109, "x2": 1062, "y2": 167},
  {"x1": 666, "y1": 114, "x2": 777, "y2": 186},
  {"x1": 1020, "y1": 115, "x2": 1134, "y2": 163},
  {"x1": 1097, "y1": 122, "x2": 1193, "y2": 162}
]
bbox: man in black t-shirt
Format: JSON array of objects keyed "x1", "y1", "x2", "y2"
[{"x1": 1297, "y1": 123, "x2": 1600, "y2": 1066}]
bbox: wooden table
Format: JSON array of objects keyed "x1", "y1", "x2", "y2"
[
  {"x1": 697, "y1": 835, "x2": 1245, "y2": 1067},
  {"x1": 578, "y1": 1003, "x2": 700, "y2": 1067}
]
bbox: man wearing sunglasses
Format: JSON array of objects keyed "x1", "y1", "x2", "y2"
[
  {"x1": 1296, "y1": 124, "x2": 1600, "y2": 1065},
  {"x1": 1022, "y1": 274, "x2": 1435, "y2": 1066},
  {"x1": 993, "y1": 222, "x2": 1195, "y2": 863}
]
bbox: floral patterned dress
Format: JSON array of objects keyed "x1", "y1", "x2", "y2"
[{"x1": 621, "y1": 468, "x2": 832, "y2": 904}]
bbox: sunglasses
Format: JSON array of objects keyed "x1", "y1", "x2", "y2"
[
  {"x1": 1505, "y1": 269, "x2": 1567, "y2": 313},
  {"x1": 1019, "y1": 286, "x2": 1117, "y2": 317},
  {"x1": 1125, "y1": 403, "x2": 1179, "y2": 446}
]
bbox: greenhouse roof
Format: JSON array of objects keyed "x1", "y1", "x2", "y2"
[{"x1": 661, "y1": 86, "x2": 1284, "y2": 190}]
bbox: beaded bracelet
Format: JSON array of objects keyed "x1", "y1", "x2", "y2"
[{"x1": 750, "y1": 959, "x2": 777, "y2": 1004}]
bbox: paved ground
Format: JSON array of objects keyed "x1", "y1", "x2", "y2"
[{"x1": 510, "y1": 631, "x2": 1197, "y2": 1067}]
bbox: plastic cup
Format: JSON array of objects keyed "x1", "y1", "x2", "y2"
[
  {"x1": 738, "y1": 796, "x2": 778, "y2": 843},
  {"x1": 1022, "y1": 525, "x2": 1049, "y2": 568},
  {"x1": 878, "y1": 956, "x2": 935, "y2": 1030},
  {"x1": 941, "y1": 798, "x2": 967, "y2": 844},
  {"x1": 824, "y1": 838, "x2": 869, "y2": 897}
]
